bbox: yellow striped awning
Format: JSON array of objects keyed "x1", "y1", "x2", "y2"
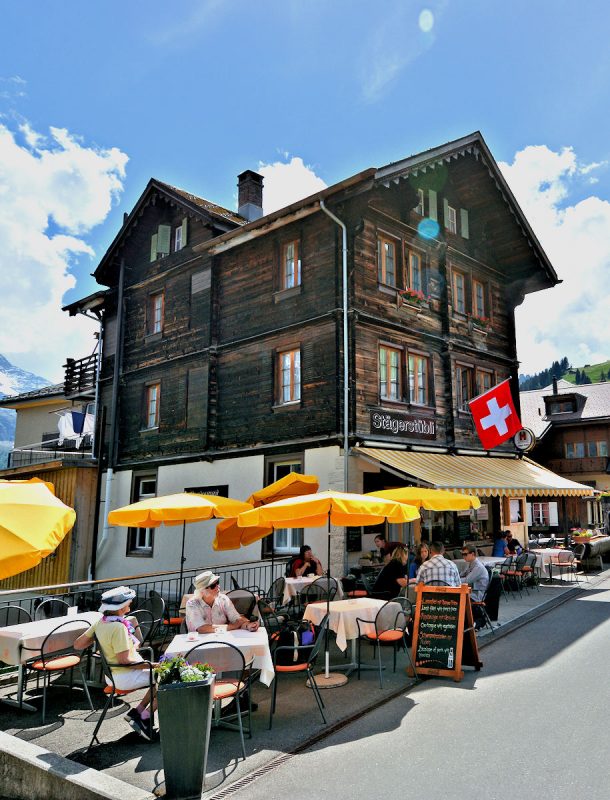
[{"x1": 355, "y1": 448, "x2": 594, "y2": 498}]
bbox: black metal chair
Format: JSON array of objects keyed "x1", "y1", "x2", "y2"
[
  {"x1": 87, "y1": 638, "x2": 154, "y2": 750},
  {"x1": 572, "y1": 544, "x2": 589, "y2": 583},
  {"x1": 311, "y1": 576, "x2": 338, "y2": 600},
  {"x1": 133, "y1": 594, "x2": 165, "y2": 653},
  {"x1": 356, "y1": 601, "x2": 417, "y2": 688},
  {"x1": 22, "y1": 620, "x2": 94, "y2": 724},
  {"x1": 0, "y1": 605, "x2": 31, "y2": 626},
  {"x1": 269, "y1": 615, "x2": 329, "y2": 729},
  {"x1": 34, "y1": 598, "x2": 71, "y2": 620},
  {"x1": 225, "y1": 589, "x2": 257, "y2": 619},
  {"x1": 129, "y1": 609, "x2": 158, "y2": 650},
  {"x1": 470, "y1": 578, "x2": 498, "y2": 635},
  {"x1": 184, "y1": 640, "x2": 253, "y2": 760}
]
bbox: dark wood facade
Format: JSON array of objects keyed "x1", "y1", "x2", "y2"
[{"x1": 89, "y1": 134, "x2": 557, "y2": 475}]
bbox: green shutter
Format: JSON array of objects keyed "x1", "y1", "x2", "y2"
[
  {"x1": 181, "y1": 217, "x2": 188, "y2": 247},
  {"x1": 150, "y1": 233, "x2": 158, "y2": 262},
  {"x1": 428, "y1": 189, "x2": 437, "y2": 221},
  {"x1": 443, "y1": 198, "x2": 450, "y2": 228},
  {"x1": 157, "y1": 224, "x2": 171, "y2": 256},
  {"x1": 460, "y1": 208, "x2": 469, "y2": 239}
]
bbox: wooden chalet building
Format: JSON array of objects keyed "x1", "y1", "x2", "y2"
[
  {"x1": 68, "y1": 132, "x2": 592, "y2": 579},
  {"x1": 521, "y1": 378, "x2": 610, "y2": 533}
]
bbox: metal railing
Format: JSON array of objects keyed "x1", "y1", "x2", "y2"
[{"x1": 0, "y1": 557, "x2": 290, "y2": 622}]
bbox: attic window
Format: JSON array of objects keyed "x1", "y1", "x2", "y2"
[{"x1": 546, "y1": 398, "x2": 575, "y2": 414}]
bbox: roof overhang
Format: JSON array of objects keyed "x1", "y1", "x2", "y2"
[{"x1": 354, "y1": 447, "x2": 596, "y2": 497}]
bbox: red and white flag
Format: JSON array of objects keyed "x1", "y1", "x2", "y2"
[{"x1": 468, "y1": 379, "x2": 522, "y2": 450}]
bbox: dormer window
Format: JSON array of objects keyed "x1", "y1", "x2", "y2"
[{"x1": 546, "y1": 397, "x2": 576, "y2": 415}]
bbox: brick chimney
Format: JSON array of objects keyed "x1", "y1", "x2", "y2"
[{"x1": 237, "y1": 170, "x2": 264, "y2": 222}]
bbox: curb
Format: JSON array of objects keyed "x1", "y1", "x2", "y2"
[{"x1": 0, "y1": 731, "x2": 155, "y2": 800}]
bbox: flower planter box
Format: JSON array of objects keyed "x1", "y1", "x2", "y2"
[{"x1": 158, "y1": 675, "x2": 215, "y2": 799}]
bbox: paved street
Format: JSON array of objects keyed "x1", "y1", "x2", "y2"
[{"x1": 227, "y1": 576, "x2": 610, "y2": 800}]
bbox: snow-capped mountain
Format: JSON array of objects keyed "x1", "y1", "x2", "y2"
[{"x1": 0, "y1": 355, "x2": 52, "y2": 464}]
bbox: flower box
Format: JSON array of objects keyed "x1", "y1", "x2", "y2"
[{"x1": 398, "y1": 288, "x2": 429, "y2": 309}]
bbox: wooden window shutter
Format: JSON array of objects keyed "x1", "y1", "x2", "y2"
[
  {"x1": 460, "y1": 209, "x2": 469, "y2": 239},
  {"x1": 157, "y1": 224, "x2": 171, "y2": 256},
  {"x1": 428, "y1": 189, "x2": 437, "y2": 221},
  {"x1": 443, "y1": 198, "x2": 450, "y2": 228},
  {"x1": 526, "y1": 503, "x2": 533, "y2": 526},
  {"x1": 150, "y1": 233, "x2": 158, "y2": 262},
  {"x1": 187, "y1": 367, "x2": 207, "y2": 429},
  {"x1": 181, "y1": 217, "x2": 188, "y2": 247}
]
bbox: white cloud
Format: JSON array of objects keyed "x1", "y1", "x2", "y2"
[
  {"x1": 257, "y1": 155, "x2": 327, "y2": 215},
  {"x1": 0, "y1": 122, "x2": 128, "y2": 381},
  {"x1": 500, "y1": 146, "x2": 610, "y2": 374}
]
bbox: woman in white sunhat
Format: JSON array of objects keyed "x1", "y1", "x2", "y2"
[{"x1": 74, "y1": 586, "x2": 157, "y2": 741}]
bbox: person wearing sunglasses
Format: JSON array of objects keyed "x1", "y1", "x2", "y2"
[
  {"x1": 459, "y1": 545, "x2": 489, "y2": 602},
  {"x1": 185, "y1": 570, "x2": 259, "y2": 634}
]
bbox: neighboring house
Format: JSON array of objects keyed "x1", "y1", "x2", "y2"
[
  {"x1": 520, "y1": 378, "x2": 610, "y2": 533},
  {"x1": 64, "y1": 131, "x2": 591, "y2": 579}
]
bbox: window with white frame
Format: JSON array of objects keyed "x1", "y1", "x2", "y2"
[
  {"x1": 277, "y1": 349, "x2": 301, "y2": 404},
  {"x1": 377, "y1": 236, "x2": 397, "y2": 286},
  {"x1": 587, "y1": 441, "x2": 608, "y2": 457},
  {"x1": 269, "y1": 458, "x2": 304, "y2": 553},
  {"x1": 144, "y1": 383, "x2": 160, "y2": 429},
  {"x1": 472, "y1": 279, "x2": 486, "y2": 318},
  {"x1": 446, "y1": 205, "x2": 457, "y2": 234},
  {"x1": 408, "y1": 353, "x2": 428, "y2": 405},
  {"x1": 415, "y1": 188, "x2": 425, "y2": 216},
  {"x1": 452, "y1": 269, "x2": 466, "y2": 314},
  {"x1": 280, "y1": 240, "x2": 301, "y2": 290},
  {"x1": 174, "y1": 225, "x2": 183, "y2": 252},
  {"x1": 455, "y1": 363, "x2": 474, "y2": 411},
  {"x1": 380, "y1": 345, "x2": 402, "y2": 402},
  {"x1": 407, "y1": 249, "x2": 424, "y2": 294},
  {"x1": 127, "y1": 475, "x2": 156, "y2": 555},
  {"x1": 476, "y1": 368, "x2": 493, "y2": 397}
]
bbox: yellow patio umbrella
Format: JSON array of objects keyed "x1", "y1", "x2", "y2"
[
  {"x1": 108, "y1": 493, "x2": 252, "y2": 590},
  {"x1": 366, "y1": 487, "x2": 481, "y2": 511},
  {"x1": 0, "y1": 479, "x2": 76, "y2": 580},
  {"x1": 213, "y1": 472, "x2": 320, "y2": 551},
  {"x1": 237, "y1": 490, "x2": 420, "y2": 684}
]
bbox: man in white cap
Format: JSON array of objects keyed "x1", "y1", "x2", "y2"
[
  {"x1": 74, "y1": 586, "x2": 156, "y2": 741},
  {"x1": 186, "y1": 571, "x2": 259, "y2": 634}
]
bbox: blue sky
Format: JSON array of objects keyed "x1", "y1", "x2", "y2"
[{"x1": 0, "y1": 0, "x2": 609, "y2": 381}]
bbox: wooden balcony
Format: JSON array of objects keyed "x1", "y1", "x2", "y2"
[
  {"x1": 546, "y1": 456, "x2": 609, "y2": 475},
  {"x1": 63, "y1": 354, "x2": 97, "y2": 398}
]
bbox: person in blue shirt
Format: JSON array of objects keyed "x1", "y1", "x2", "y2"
[
  {"x1": 408, "y1": 542, "x2": 430, "y2": 579},
  {"x1": 492, "y1": 531, "x2": 509, "y2": 558}
]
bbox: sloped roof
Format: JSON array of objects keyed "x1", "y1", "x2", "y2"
[
  {"x1": 155, "y1": 180, "x2": 246, "y2": 226},
  {"x1": 520, "y1": 379, "x2": 610, "y2": 438},
  {"x1": 0, "y1": 383, "x2": 64, "y2": 408}
]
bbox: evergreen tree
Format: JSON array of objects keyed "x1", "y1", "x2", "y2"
[{"x1": 575, "y1": 369, "x2": 581, "y2": 384}]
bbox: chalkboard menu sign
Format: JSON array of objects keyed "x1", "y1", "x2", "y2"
[
  {"x1": 415, "y1": 590, "x2": 461, "y2": 671},
  {"x1": 457, "y1": 516, "x2": 471, "y2": 541},
  {"x1": 409, "y1": 585, "x2": 482, "y2": 682},
  {"x1": 346, "y1": 527, "x2": 362, "y2": 553}
]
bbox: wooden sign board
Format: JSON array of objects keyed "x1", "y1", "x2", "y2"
[{"x1": 409, "y1": 584, "x2": 482, "y2": 682}]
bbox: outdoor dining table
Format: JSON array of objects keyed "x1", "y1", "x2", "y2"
[
  {"x1": 453, "y1": 556, "x2": 507, "y2": 574},
  {"x1": 164, "y1": 628, "x2": 275, "y2": 686},
  {"x1": 282, "y1": 576, "x2": 345, "y2": 606},
  {"x1": 530, "y1": 548, "x2": 571, "y2": 580},
  {"x1": 302, "y1": 597, "x2": 400, "y2": 675},
  {"x1": 0, "y1": 610, "x2": 101, "y2": 711}
]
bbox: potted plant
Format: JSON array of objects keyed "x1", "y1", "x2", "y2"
[
  {"x1": 398, "y1": 287, "x2": 429, "y2": 308},
  {"x1": 155, "y1": 655, "x2": 215, "y2": 799},
  {"x1": 570, "y1": 528, "x2": 595, "y2": 544},
  {"x1": 469, "y1": 314, "x2": 492, "y2": 332}
]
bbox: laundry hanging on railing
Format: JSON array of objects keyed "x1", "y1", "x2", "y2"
[{"x1": 57, "y1": 410, "x2": 95, "y2": 446}]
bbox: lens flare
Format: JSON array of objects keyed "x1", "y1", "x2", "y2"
[
  {"x1": 419, "y1": 9, "x2": 434, "y2": 33},
  {"x1": 418, "y1": 218, "x2": 440, "y2": 240}
]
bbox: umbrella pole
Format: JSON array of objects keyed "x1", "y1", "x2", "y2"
[
  {"x1": 178, "y1": 521, "x2": 186, "y2": 597},
  {"x1": 310, "y1": 517, "x2": 347, "y2": 690}
]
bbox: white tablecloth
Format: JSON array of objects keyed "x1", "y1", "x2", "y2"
[
  {"x1": 282, "y1": 577, "x2": 344, "y2": 605},
  {"x1": 165, "y1": 629, "x2": 274, "y2": 686},
  {"x1": 0, "y1": 612, "x2": 101, "y2": 666},
  {"x1": 453, "y1": 556, "x2": 507, "y2": 574},
  {"x1": 303, "y1": 598, "x2": 395, "y2": 652}
]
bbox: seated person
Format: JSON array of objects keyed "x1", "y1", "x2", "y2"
[
  {"x1": 415, "y1": 541, "x2": 461, "y2": 587},
  {"x1": 374, "y1": 534, "x2": 404, "y2": 564},
  {"x1": 185, "y1": 570, "x2": 259, "y2": 633},
  {"x1": 409, "y1": 542, "x2": 430, "y2": 579},
  {"x1": 506, "y1": 531, "x2": 523, "y2": 555},
  {"x1": 459, "y1": 545, "x2": 489, "y2": 601},
  {"x1": 74, "y1": 586, "x2": 156, "y2": 741},
  {"x1": 373, "y1": 545, "x2": 409, "y2": 598},
  {"x1": 289, "y1": 545, "x2": 323, "y2": 578},
  {"x1": 492, "y1": 530, "x2": 509, "y2": 557}
]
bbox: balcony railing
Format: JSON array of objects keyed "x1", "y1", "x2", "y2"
[
  {"x1": 64, "y1": 354, "x2": 97, "y2": 397},
  {"x1": 7, "y1": 434, "x2": 94, "y2": 468},
  {"x1": 547, "y1": 456, "x2": 609, "y2": 475}
]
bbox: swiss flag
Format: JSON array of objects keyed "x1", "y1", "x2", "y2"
[{"x1": 468, "y1": 379, "x2": 522, "y2": 450}]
